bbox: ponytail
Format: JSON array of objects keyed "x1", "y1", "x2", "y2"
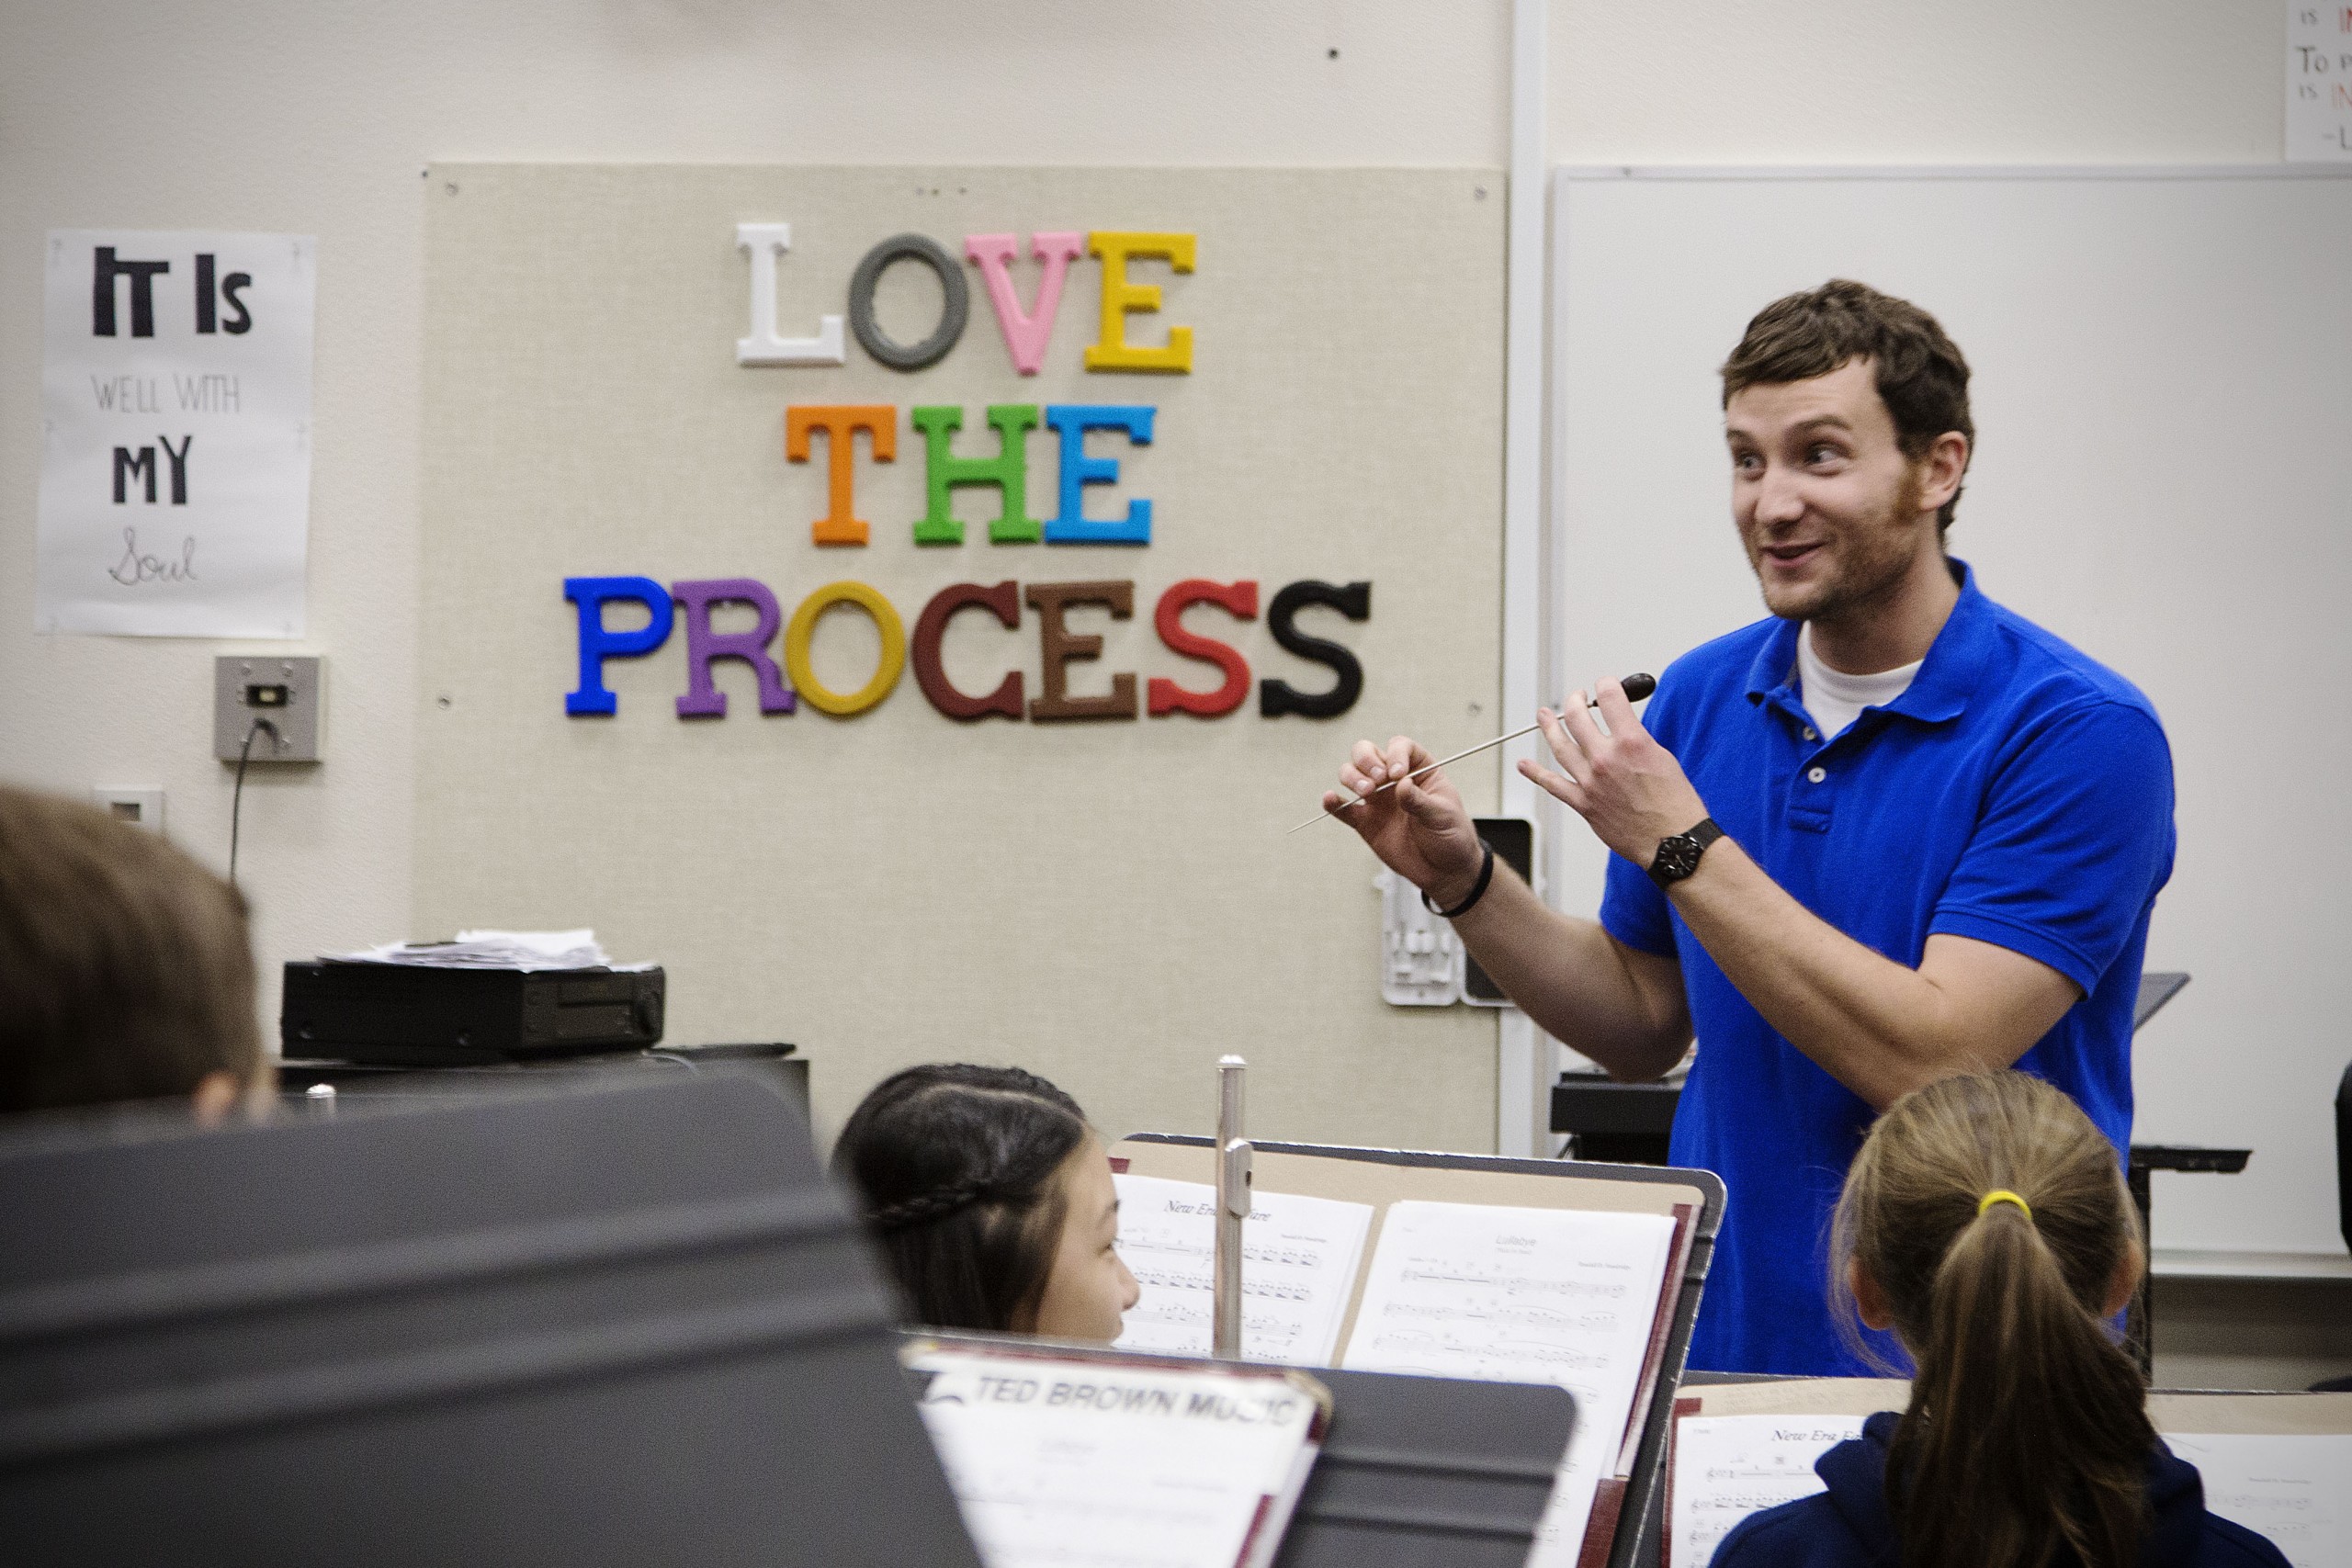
[{"x1": 1835, "y1": 1072, "x2": 2151, "y2": 1568}]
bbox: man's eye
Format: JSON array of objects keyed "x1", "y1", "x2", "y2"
[
  {"x1": 1731, "y1": 452, "x2": 1761, "y2": 473},
  {"x1": 1807, "y1": 445, "x2": 1844, "y2": 466}
]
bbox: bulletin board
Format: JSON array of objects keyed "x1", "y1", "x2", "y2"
[{"x1": 416, "y1": 165, "x2": 1506, "y2": 1149}]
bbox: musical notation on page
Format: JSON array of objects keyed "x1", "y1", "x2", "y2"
[
  {"x1": 1340, "y1": 1200, "x2": 1678, "y2": 1568},
  {"x1": 2163, "y1": 1433, "x2": 2352, "y2": 1568},
  {"x1": 1113, "y1": 1175, "x2": 1372, "y2": 1366},
  {"x1": 1668, "y1": 1414, "x2": 1867, "y2": 1568}
]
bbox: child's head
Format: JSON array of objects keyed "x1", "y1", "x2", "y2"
[
  {"x1": 833, "y1": 1064, "x2": 1138, "y2": 1341},
  {"x1": 1834, "y1": 1070, "x2": 2151, "y2": 1568},
  {"x1": 0, "y1": 785, "x2": 264, "y2": 1118}
]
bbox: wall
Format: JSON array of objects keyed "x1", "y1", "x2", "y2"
[{"x1": 0, "y1": 0, "x2": 2302, "y2": 1135}]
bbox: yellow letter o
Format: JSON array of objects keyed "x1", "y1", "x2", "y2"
[{"x1": 784, "y1": 581, "x2": 906, "y2": 716}]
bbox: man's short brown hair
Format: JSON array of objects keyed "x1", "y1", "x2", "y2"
[
  {"x1": 1721, "y1": 279, "x2": 1974, "y2": 532},
  {"x1": 0, "y1": 785, "x2": 261, "y2": 1113}
]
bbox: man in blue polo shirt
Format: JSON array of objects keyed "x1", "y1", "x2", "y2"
[{"x1": 1325, "y1": 280, "x2": 2174, "y2": 1375}]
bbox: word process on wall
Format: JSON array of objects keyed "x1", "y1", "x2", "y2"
[{"x1": 567, "y1": 216, "x2": 1369, "y2": 728}]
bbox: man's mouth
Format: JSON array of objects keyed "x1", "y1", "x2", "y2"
[{"x1": 1761, "y1": 541, "x2": 1823, "y2": 567}]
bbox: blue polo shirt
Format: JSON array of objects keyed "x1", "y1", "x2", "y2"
[{"x1": 1599, "y1": 562, "x2": 2175, "y2": 1375}]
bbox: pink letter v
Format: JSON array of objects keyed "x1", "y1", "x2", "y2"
[{"x1": 965, "y1": 231, "x2": 1085, "y2": 376}]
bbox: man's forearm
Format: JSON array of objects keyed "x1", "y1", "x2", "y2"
[
  {"x1": 1445, "y1": 863, "x2": 1691, "y2": 1081},
  {"x1": 1665, "y1": 838, "x2": 2059, "y2": 1108}
]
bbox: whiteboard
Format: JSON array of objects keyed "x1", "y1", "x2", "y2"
[{"x1": 1549, "y1": 166, "x2": 2352, "y2": 1259}]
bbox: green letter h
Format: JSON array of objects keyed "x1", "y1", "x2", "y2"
[{"x1": 910, "y1": 404, "x2": 1041, "y2": 544}]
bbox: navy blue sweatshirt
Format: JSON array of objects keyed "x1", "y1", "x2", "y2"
[{"x1": 1712, "y1": 1412, "x2": 2291, "y2": 1568}]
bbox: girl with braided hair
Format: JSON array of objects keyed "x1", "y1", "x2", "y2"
[
  {"x1": 1714, "y1": 1071, "x2": 2285, "y2": 1568},
  {"x1": 832, "y1": 1064, "x2": 1138, "y2": 1341}
]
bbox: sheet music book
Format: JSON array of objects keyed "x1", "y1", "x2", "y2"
[
  {"x1": 1113, "y1": 1176, "x2": 1374, "y2": 1365},
  {"x1": 1667, "y1": 1382, "x2": 2352, "y2": 1568},
  {"x1": 1668, "y1": 1413, "x2": 1871, "y2": 1568},
  {"x1": 1340, "y1": 1201, "x2": 1679, "y2": 1568},
  {"x1": 2159, "y1": 1434, "x2": 2351, "y2": 1568},
  {"x1": 905, "y1": 1338, "x2": 1332, "y2": 1568},
  {"x1": 1112, "y1": 1145, "x2": 1707, "y2": 1568}
]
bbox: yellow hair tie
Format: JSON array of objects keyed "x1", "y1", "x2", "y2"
[{"x1": 1977, "y1": 1189, "x2": 2032, "y2": 1221}]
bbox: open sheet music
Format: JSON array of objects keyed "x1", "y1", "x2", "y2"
[
  {"x1": 1113, "y1": 1175, "x2": 1374, "y2": 1365},
  {"x1": 1340, "y1": 1201, "x2": 1679, "y2": 1568},
  {"x1": 1668, "y1": 1386, "x2": 2352, "y2": 1568},
  {"x1": 2162, "y1": 1434, "x2": 2351, "y2": 1568},
  {"x1": 1668, "y1": 1414, "x2": 1869, "y2": 1568},
  {"x1": 906, "y1": 1339, "x2": 1330, "y2": 1568}
]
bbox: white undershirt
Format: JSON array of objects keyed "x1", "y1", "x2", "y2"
[{"x1": 1796, "y1": 622, "x2": 1921, "y2": 741}]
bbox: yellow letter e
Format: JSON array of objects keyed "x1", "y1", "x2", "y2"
[{"x1": 1084, "y1": 232, "x2": 1195, "y2": 374}]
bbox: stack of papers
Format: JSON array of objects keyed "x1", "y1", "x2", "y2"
[{"x1": 324, "y1": 929, "x2": 611, "y2": 970}]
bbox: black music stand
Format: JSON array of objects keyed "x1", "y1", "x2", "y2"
[{"x1": 0, "y1": 1074, "x2": 977, "y2": 1567}]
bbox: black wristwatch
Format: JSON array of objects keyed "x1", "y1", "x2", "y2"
[{"x1": 1648, "y1": 818, "x2": 1724, "y2": 889}]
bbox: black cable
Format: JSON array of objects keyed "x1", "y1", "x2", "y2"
[{"x1": 229, "y1": 716, "x2": 278, "y2": 892}]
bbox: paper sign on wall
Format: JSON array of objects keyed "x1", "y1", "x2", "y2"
[
  {"x1": 37, "y1": 230, "x2": 314, "y2": 637},
  {"x1": 2287, "y1": 3, "x2": 2352, "y2": 160}
]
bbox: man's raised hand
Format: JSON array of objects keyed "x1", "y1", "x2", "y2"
[
  {"x1": 1521, "y1": 677, "x2": 1709, "y2": 865},
  {"x1": 1326, "y1": 735, "x2": 1488, "y2": 908}
]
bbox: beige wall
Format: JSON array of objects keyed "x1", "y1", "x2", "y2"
[
  {"x1": 0, "y1": 1, "x2": 2290, "y2": 1098},
  {"x1": 1, "y1": 0, "x2": 2329, "y2": 1341}
]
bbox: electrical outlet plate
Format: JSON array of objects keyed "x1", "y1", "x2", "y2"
[
  {"x1": 1376, "y1": 868, "x2": 1463, "y2": 1006},
  {"x1": 90, "y1": 787, "x2": 165, "y2": 834},
  {"x1": 214, "y1": 655, "x2": 323, "y2": 762}
]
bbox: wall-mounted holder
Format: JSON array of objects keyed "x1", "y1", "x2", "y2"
[
  {"x1": 214, "y1": 655, "x2": 324, "y2": 761},
  {"x1": 1377, "y1": 817, "x2": 1536, "y2": 1009}
]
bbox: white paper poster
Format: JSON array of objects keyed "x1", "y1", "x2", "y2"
[
  {"x1": 37, "y1": 230, "x2": 314, "y2": 637},
  {"x1": 2288, "y1": 2, "x2": 2352, "y2": 160}
]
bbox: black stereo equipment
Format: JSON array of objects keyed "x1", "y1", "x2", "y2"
[{"x1": 280, "y1": 962, "x2": 665, "y2": 1066}]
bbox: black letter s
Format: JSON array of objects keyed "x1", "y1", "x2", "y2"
[{"x1": 1259, "y1": 580, "x2": 1370, "y2": 718}]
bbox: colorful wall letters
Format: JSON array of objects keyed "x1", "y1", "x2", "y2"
[{"x1": 569, "y1": 219, "x2": 1370, "y2": 727}]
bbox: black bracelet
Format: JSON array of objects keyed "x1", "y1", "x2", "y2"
[{"x1": 1423, "y1": 843, "x2": 1496, "y2": 919}]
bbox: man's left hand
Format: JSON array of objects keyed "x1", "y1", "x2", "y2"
[{"x1": 1522, "y1": 677, "x2": 1711, "y2": 868}]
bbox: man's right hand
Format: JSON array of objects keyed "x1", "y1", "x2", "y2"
[{"x1": 1326, "y1": 737, "x2": 1488, "y2": 908}]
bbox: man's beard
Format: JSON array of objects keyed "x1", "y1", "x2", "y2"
[{"x1": 1753, "y1": 467, "x2": 1928, "y2": 626}]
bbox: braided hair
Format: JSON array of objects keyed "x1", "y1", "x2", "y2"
[{"x1": 832, "y1": 1065, "x2": 1091, "y2": 1333}]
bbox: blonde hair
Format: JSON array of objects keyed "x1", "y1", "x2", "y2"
[
  {"x1": 0, "y1": 785, "x2": 261, "y2": 1111},
  {"x1": 1833, "y1": 1071, "x2": 2150, "y2": 1568}
]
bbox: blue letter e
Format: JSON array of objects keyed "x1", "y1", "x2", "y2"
[{"x1": 564, "y1": 576, "x2": 675, "y2": 716}]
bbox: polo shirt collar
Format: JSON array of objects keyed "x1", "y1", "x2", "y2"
[{"x1": 1743, "y1": 558, "x2": 1991, "y2": 727}]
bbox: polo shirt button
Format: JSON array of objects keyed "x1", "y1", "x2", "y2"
[
  {"x1": 1803, "y1": 727, "x2": 1818, "y2": 740},
  {"x1": 1807, "y1": 766, "x2": 1826, "y2": 783}
]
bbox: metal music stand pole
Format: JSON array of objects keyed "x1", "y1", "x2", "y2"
[{"x1": 1212, "y1": 1055, "x2": 1252, "y2": 1358}]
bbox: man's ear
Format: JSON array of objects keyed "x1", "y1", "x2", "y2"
[
  {"x1": 1850, "y1": 1257, "x2": 1896, "y2": 1332},
  {"x1": 1917, "y1": 430, "x2": 1969, "y2": 515},
  {"x1": 190, "y1": 1070, "x2": 244, "y2": 1125}
]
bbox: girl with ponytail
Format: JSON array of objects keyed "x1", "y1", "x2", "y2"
[
  {"x1": 832, "y1": 1064, "x2": 1139, "y2": 1341},
  {"x1": 1713, "y1": 1071, "x2": 2286, "y2": 1568}
]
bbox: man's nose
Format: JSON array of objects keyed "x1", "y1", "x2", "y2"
[{"x1": 1752, "y1": 464, "x2": 1806, "y2": 526}]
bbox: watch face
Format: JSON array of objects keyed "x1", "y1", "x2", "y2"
[{"x1": 1653, "y1": 838, "x2": 1698, "y2": 882}]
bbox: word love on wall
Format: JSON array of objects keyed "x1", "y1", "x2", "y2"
[{"x1": 563, "y1": 220, "x2": 1374, "y2": 725}]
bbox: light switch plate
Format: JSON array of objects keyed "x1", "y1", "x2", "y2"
[
  {"x1": 90, "y1": 787, "x2": 165, "y2": 834},
  {"x1": 214, "y1": 655, "x2": 323, "y2": 762}
]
